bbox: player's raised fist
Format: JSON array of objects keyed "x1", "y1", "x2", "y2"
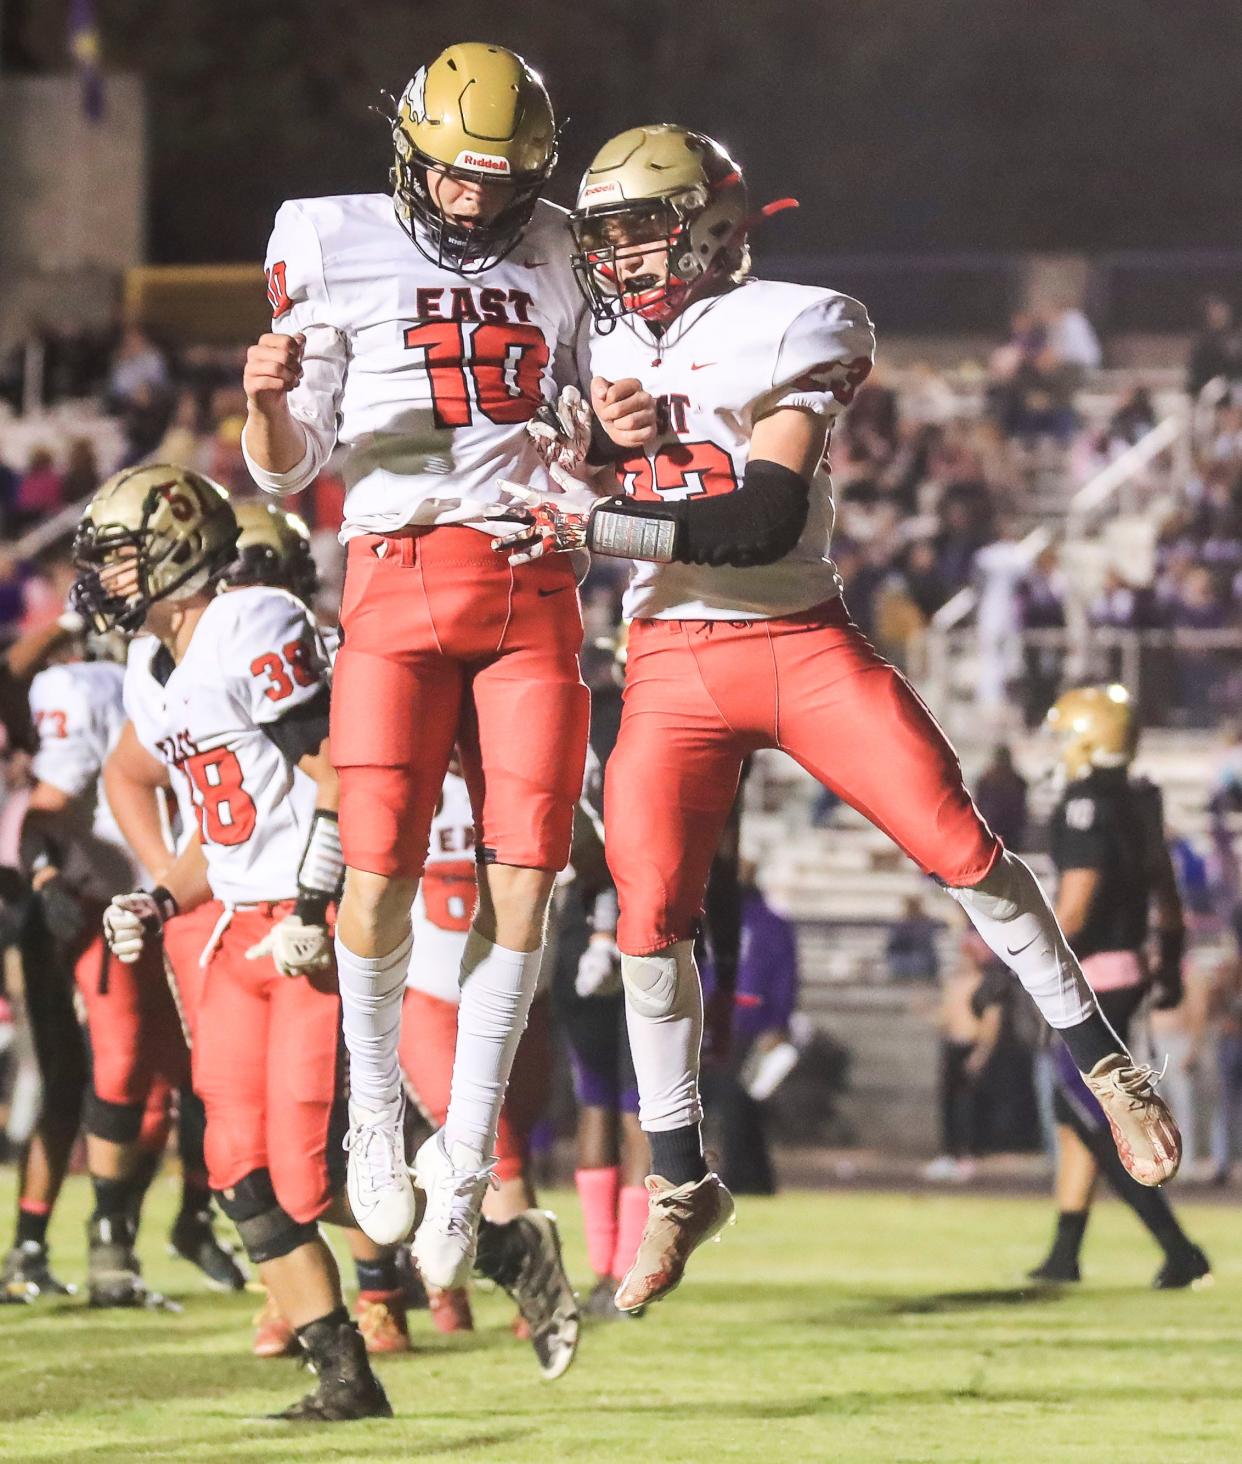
[
  {"x1": 244, "y1": 332, "x2": 305, "y2": 414},
  {"x1": 591, "y1": 376, "x2": 658, "y2": 450}
]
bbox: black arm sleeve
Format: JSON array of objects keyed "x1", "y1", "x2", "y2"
[
  {"x1": 588, "y1": 459, "x2": 811, "y2": 569},
  {"x1": 261, "y1": 686, "x2": 331, "y2": 765}
]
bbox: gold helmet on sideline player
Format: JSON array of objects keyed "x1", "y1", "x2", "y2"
[
  {"x1": 569, "y1": 124, "x2": 789, "y2": 327},
  {"x1": 391, "y1": 42, "x2": 557, "y2": 273},
  {"x1": 70, "y1": 463, "x2": 239, "y2": 634},
  {"x1": 223, "y1": 500, "x2": 319, "y2": 606},
  {"x1": 1045, "y1": 684, "x2": 1139, "y2": 781}
]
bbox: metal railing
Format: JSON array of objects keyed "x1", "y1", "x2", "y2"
[{"x1": 923, "y1": 625, "x2": 1242, "y2": 737}]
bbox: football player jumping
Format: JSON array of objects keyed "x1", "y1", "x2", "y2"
[
  {"x1": 240, "y1": 42, "x2": 655, "y2": 1293},
  {"x1": 493, "y1": 125, "x2": 1182, "y2": 1310},
  {"x1": 75, "y1": 465, "x2": 389, "y2": 1422}
]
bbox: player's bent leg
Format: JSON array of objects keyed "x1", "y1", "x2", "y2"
[
  {"x1": 771, "y1": 611, "x2": 1181, "y2": 1187},
  {"x1": 949, "y1": 855, "x2": 1180, "y2": 1185}
]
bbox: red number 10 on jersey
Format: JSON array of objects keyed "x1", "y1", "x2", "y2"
[{"x1": 403, "y1": 321, "x2": 549, "y2": 431}]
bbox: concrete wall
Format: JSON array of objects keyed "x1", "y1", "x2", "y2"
[{"x1": 0, "y1": 73, "x2": 145, "y2": 344}]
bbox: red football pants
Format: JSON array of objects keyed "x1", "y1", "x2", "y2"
[
  {"x1": 398, "y1": 988, "x2": 553, "y2": 1183},
  {"x1": 162, "y1": 901, "x2": 343, "y2": 1223},
  {"x1": 606, "y1": 600, "x2": 1000, "y2": 954},
  {"x1": 331, "y1": 526, "x2": 590, "y2": 880},
  {"x1": 73, "y1": 905, "x2": 189, "y2": 1150}
]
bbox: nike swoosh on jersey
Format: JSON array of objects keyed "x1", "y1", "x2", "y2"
[
  {"x1": 690, "y1": 361, "x2": 716, "y2": 371},
  {"x1": 1006, "y1": 933, "x2": 1041, "y2": 957},
  {"x1": 522, "y1": 260, "x2": 548, "y2": 269},
  {"x1": 536, "y1": 584, "x2": 571, "y2": 598}
]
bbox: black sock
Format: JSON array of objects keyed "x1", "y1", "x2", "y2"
[
  {"x1": 647, "y1": 1124, "x2": 708, "y2": 1187},
  {"x1": 15, "y1": 1205, "x2": 50, "y2": 1248},
  {"x1": 355, "y1": 1255, "x2": 399, "y2": 1295},
  {"x1": 1046, "y1": 1210, "x2": 1089, "y2": 1269},
  {"x1": 295, "y1": 1304, "x2": 352, "y2": 1363},
  {"x1": 91, "y1": 1175, "x2": 143, "y2": 1221},
  {"x1": 1058, "y1": 1010, "x2": 1127, "y2": 1073},
  {"x1": 177, "y1": 1175, "x2": 213, "y2": 1220},
  {"x1": 1084, "y1": 1124, "x2": 1194, "y2": 1257}
]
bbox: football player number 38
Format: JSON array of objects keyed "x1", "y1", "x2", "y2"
[{"x1": 403, "y1": 321, "x2": 549, "y2": 430}]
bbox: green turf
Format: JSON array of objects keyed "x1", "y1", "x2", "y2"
[{"x1": 0, "y1": 1173, "x2": 1237, "y2": 1463}]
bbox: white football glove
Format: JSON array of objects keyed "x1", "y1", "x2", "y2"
[
  {"x1": 527, "y1": 385, "x2": 593, "y2": 473},
  {"x1": 103, "y1": 891, "x2": 171, "y2": 964},
  {"x1": 246, "y1": 913, "x2": 333, "y2": 978},
  {"x1": 576, "y1": 936, "x2": 622, "y2": 999},
  {"x1": 490, "y1": 473, "x2": 605, "y2": 566}
]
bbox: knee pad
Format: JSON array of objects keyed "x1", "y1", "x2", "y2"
[
  {"x1": 214, "y1": 1168, "x2": 318, "y2": 1264},
  {"x1": 621, "y1": 941, "x2": 697, "y2": 1020},
  {"x1": 84, "y1": 1093, "x2": 145, "y2": 1145}
]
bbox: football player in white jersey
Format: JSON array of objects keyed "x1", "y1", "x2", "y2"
[
  {"x1": 5, "y1": 633, "x2": 244, "y2": 1307},
  {"x1": 240, "y1": 41, "x2": 656, "y2": 1291},
  {"x1": 494, "y1": 125, "x2": 1182, "y2": 1310},
  {"x1": 75, "y1": 464, "x2": 389, "y2": 1422}
]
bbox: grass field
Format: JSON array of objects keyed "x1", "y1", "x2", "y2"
[{"x1": 0, "y1": 1173, "x2": 1239, "y2": 1463}]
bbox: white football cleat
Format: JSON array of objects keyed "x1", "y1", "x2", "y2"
[
  {"x1": 412, "y1": 1130, "x2": 497, "y2": 1291},
  {"x1": 344, "y1": 1095, "x2": 420, "y2": 1246}
]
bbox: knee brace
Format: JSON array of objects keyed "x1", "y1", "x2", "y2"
[
  {"x1": 84, "y1": 1092, "x2": 145, "y2": 1145},
  {"x1": 621, "y1": 942, "x2": 697, "y2": 1020},
  {"x1": 214, "y1": 1169, "x2": 318, "y2": 1264}
]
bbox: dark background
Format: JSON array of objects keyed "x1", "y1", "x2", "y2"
[{"x1": 5, "y1": 0, "x2": 1241, "y2": 264}]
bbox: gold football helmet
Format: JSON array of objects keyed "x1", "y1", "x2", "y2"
[
  {"x1": 71, "y1": 464, "x2": 239, "y2": 633},
  {"x1": 223, "y1": 500, "x2": 318, "y2": 605},
  {"x1": 392, "y1": 42, "x2": 557, "y2": 273},
  {"x1": 1045, "y1": 684, "x2": 1139, "y2": 780},
  {"x1": 569, "y1": 124, "x2": 754, "y2": 326}
]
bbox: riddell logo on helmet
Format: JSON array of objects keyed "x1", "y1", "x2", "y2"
[
  {"x1": 583, "y1": 181, "x2": 622, "y2": 201},
  {"x1": 455, "y1": 150, "x2": 512, "y2": 174}
]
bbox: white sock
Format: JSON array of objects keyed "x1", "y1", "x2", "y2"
[
  {"x1": 443, "y1": 930, "x2": 542, "y2": 1161},
  {"x1": 336, "y1": 930, "x2": 412, "y2": 1111},
  {"x1": 948, "y1": 850, "x2": 1097, "y2": 1029},
  {"x1": 620, "y1": 941, "x2": 704, "y2": 1132}
]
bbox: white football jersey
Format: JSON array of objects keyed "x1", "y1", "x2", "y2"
[
  {"x1": 123, "y1": 587, "x2": 330, "y2": 905},
  {"x1": 406, "y1": 771, "x2": 476, "y2": 1005},
  {"x1": 580, "y1": 280, "x2": 875, "y2": 621},
  {"x1": 247, "y1": 193, "x2": 586, "y2": 540},
  {"x1": 29, "y1": 660, "x2": 144, "y2": 898}
]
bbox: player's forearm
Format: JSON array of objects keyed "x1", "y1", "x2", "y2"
[
  {"x1": 103, "y1": 764, "x2": 174, "y2": 881},
  {"x1": 160, "y1": 835, "x2": 211, "y2": 913},
  {"x1": 242, "y1": 406, "x2": 313, "y2": 479}
]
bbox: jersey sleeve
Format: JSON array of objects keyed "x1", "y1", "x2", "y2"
[
  {"x1": 1051, "y1": 793, "x2": 1112, "y2": 872},
  {"x1": 754, "y1": 292, "x2": 876, "y2": 421},
  {"x1": 29, "y1": 668, "x2": 98, "y2": 799},
  {"x1": 243, "y1": 200, "x2": 347, "y2": 492},
  {"x1": 226, "y1": 592, "x2": 332, "y2": 728}
]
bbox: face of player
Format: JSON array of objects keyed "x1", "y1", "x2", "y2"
[
  {"x1": 98, "y1": 546, "x2": 141, "y2": 610},
  {"x1": 603, "y1": 212, "x2": 672, "y2": 295},
  {"x1": 427, "y1": 167, "x2": 516, "y2": 230}
]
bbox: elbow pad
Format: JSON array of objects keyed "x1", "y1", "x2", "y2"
[{"x1": 586, "y1": 459, "x2": 810, "y2": 569}]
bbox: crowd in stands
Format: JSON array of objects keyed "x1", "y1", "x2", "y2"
[{"x1": 4, "y1": 294, "x2": 1242, "y2": 717}]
